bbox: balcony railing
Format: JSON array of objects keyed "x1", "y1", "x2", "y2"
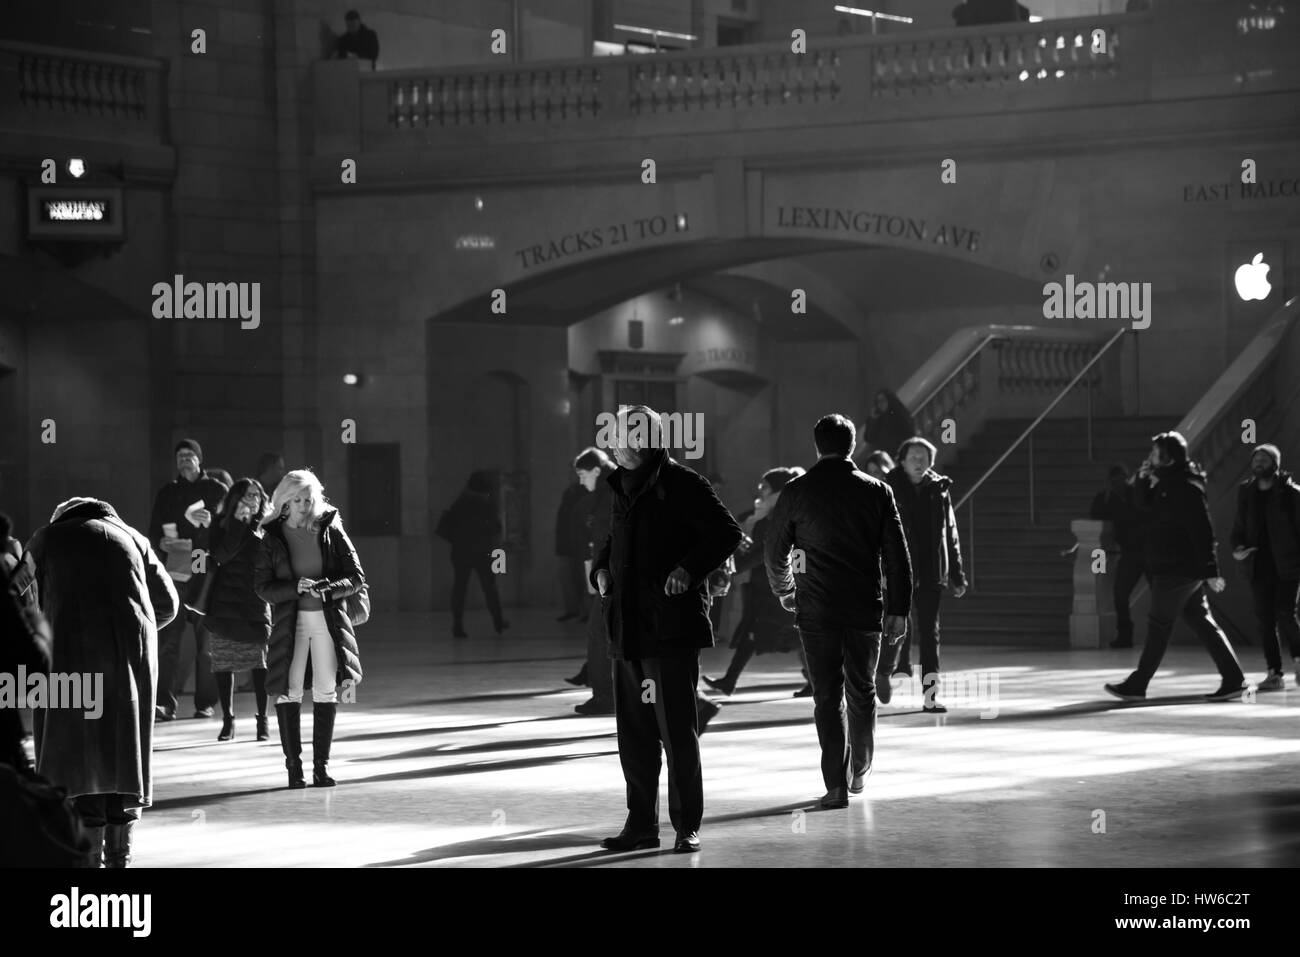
[{"x1": 0, "y1": 41, "x2": 167, "y2": 144}]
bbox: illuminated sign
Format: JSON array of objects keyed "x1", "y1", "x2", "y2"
[
  {"x1": 27, "y1": 186, "x2": 125, "y2": 241},
  {"x1": 454, "y1": 234, "x2": 496, "y2": 250}
]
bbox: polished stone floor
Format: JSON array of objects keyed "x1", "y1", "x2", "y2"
[{"x1": 137, "y1": 610, "x2": 1300, "y2": 868}]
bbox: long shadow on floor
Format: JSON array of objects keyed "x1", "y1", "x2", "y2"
[
  {"x1": 393, "y1": 689, "x2": 579, "y2": 707},
  {"x1": 358, "y1": 730, "x2": 617, "y2": 761},
  {"x1": 338, "y1": 713, "x2": 582, "y2": 743}
]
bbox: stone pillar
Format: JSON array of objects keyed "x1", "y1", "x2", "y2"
[{"x1": 1070, "y1": 519, "x2": 1115, "y2": 649}]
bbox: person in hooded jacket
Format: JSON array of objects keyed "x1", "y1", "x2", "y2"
[
  {"x1": 207, "y1": 478, "x2": 273, "y2": 742},
  {"x1": 885, "y1": 437, "x2": 966, "y2": 712},
  {"x1": 27, "y1": 497, "x2": 179, "y2": 867},
  {"x1": 1230, "y1": 443, "x2": 1300, "y2": 691},
  {"x1": 256, "y1": 470, "x2": 364, "y2": 788},
  {"x1": 1105, "y1": 432, "x2": 1248, "y2": 702},
  {"x1": 444, "y1": 470, "x2": 509, "y2": 638}
]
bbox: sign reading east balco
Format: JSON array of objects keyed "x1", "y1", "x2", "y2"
[{"x1": 774, "y1": 205, "x2": 982, "y2": 252}]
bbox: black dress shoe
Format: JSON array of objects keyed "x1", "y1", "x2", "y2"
[
  {"x1": 849, "y1": 767, "x2": 871, "y2": 794},
  {"x1": 876, "y1": 673, "x2": 893, "y2": 704},
  {"x1": 600, "y1": 831, "x2": 660, "y2": 851},
  {"x1": 701, "y1": 675, "x2": 735, "y2": 696},
  {"x1": 922, "y1": 703, "x2": 947, "y2": 714},
  {"x1": 820, "y1": 787, "x2": 849, "y2": 809},
  {"x1": 674, "y1": 831, "x2": 701, "y2": 853},
  {"x1": 155, "y1": 707, "x2": 176, "y2": 722},
  {"x1": 696, "y1": 697, "x2": 721, "y2": 733},
  {"x1": 574, "y1": 698, "x2": 615, "y2": 715},
  {"x1": 1103, "y1": 680, "x2": 1145, "y2": 701},
  {"x1": 565, "y1": 664, "x2": 589, "y2": 687},
  {"x1": 793, "y1": 684, "x2": 813, "y2": 698}
]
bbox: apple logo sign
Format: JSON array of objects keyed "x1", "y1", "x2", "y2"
[{"x1": 1235, "y1": 252, "x2": 1272, "y2": 301}]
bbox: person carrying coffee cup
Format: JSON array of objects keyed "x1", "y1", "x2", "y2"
[{"x1": 148, "y1": 439, "x2": 228, "y2": 721}]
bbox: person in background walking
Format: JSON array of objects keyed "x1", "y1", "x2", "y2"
[
  {"x1": 1090, "y1": 464, "x2": 1147, "y2": 649},
  {"x1": 257, "y1": 470, "x2": 364, "y2": 788},
  {"x1": 591, "y1": 406, "x2": 742, "y2": 853},
  {"x1": 1105, "y1": 432, "x2": 1249, "y2": 702},
  {"x1": 207, "y1": 479, "x2": 273, "y2": 742},
  {"x1": 703, "y1": 467, "x2": 805, "y2": 697},
  {"x1": 444, "y1": 471, "x2": 508, "y2": 639},
  {"x1": 886, "y1": 437, "x2": 966, "y2": 712},
  {"x1": 860, "y1": 450, "x2": 895, "y2": 482},
  {"x1": 861, "y1": 390, "x2": 915, "y2": 460},
  {"x1": 766, "y1": 415, "x2": 912, "y2": 809},
  {"x1": 149, "y1": 439, "x2": 226, "y2": 721},
  {"x1": 555, "y1": 475, "x2": 590, "y2": 623},
  {"x1": 1230, "y1": 443, "x2": 1300, "y2": 691},
  {"x1": 571, "y1": 447, "x2": 617, "y2": 713},
  {"x1": 256, "y1": 453, "x2": 287, "y2": 499},
  {"x1": 29, "y1": 498, "x2": 178, "y2": 867}
]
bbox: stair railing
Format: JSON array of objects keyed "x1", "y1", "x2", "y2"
[{"x1": 953, "y1": 327, "x2": 1130, "y2": 591}]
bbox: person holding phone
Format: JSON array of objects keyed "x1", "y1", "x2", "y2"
[
  {"x1": 1105, "y1": 432, "x2": 1249, "y2": 702},
  {"x1": 148, "y1": 439, "x2": 226, "y2": 721},
  {"x1": 256, "y1": 470, "x2": 364, "y2": 788}
]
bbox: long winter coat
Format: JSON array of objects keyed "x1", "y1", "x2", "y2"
[
  {"x1": 555, "y1": 483, "x2": 592, "y2": 558},
  {"x1": 1134, "y1": 463, "x2": 1220, "y2": 579},
  {"x1": 255, "y1": 510, "x2": 364, "y2": 698},
  {"x1": 445, "y1": 490, "x2": 501, "y2": 564},
  {"x1": 1230, "y1": 469, "x2": 1300, "y2": 582},
  {"x1": 733, "y1": 515, "x2": 799, "y2": 654},
  {"x1": 205, "y1": 519, "x2": 272, "y2": 645},
  {"x1": 27, "y1": 501, "x2": 178, "y2": 806},
  {"x1": 590, "y1": 452, "x2": 742, "y2": 660},
  {"x1": 886, "y1": 466, "x2": 966, "y2": 591}
]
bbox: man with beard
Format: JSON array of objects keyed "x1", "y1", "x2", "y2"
[
  {"x1": 1105, "y1": 431, "x2": 1249, "y2": 702},
  {"x1": 1230, "y1": 444, "x2": 1300, "y2": 690},
  {"x1": 590, "y1": 406, "x2": 741, "y2": 853},
  {"x1": 885, "y1": 436, "x2": 966, "y2": 712},
  {"x1": 148, "y1": 439, "x2": 226, "y2": 720}
]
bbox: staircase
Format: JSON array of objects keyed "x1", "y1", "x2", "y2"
[{"x1": 934, "y1": 415, "x2": 1170, "y2": 646}]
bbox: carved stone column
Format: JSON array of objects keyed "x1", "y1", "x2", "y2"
[{"x1": 1070, "y1": 519, "x2": 1115, "y2": 649}]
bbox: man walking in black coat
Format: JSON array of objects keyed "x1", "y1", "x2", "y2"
[
  {"x1": 885, "y1": 436, "x2": 966, "y2": 712},
  {"x1": 766, "y1": 414, "x2": 912, "y2": 809},
  {"x1": 1230, "y1": 443, "x2": 1300, "y2": 690},
  {"x1": 148, "y1": 438, "x2": 226, "y2": 720},
  {"x1": 590, "y1": 405, "x2": 742, "y2": 853},
  {"x1": 1105, "y1": 431, "x2": 1249, "y2": 702}
]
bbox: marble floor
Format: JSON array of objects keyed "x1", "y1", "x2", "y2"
[{"x1": 137, "y1": 610, "x2": 1300, "y2": 868}]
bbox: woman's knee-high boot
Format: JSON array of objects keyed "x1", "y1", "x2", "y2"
[
  {"x1": 275, "y1": 702, "x2": 306, "y2": 788},
  {"x1": 312, "y1": 702, "x2": 337, "y2": 787}
]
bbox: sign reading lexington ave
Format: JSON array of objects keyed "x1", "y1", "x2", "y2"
[{"x1": 772, "y1": 204, "x2": 982, "y2": 253}]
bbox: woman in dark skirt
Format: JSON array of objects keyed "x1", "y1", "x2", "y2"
[
  {"x1": 703, "y1": 467, "x2": 806, "y2": 696},
  {"x1": 256, "y1": 470, "x2": 364, "y2": 789},
  {"x1": 206, "y1": 479, "x2": 272, "y2": 742}
]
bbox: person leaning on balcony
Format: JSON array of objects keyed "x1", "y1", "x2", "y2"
[
  {"x1": 1230, "y1": 444, "x2": 1300, "y2": 692},
  {"x1": 336, "y1": 10, "x2": 379, "y2": 69},
  {"x1": 952, "y1": 0, "x2": 1031, "y2": 26}
]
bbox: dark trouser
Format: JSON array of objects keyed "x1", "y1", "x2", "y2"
[
  {"x1": 156, "y1": 610, "x2": 218, "y2": 715},
  {"x1": 799, "y1": 627, "x2": 882, "y2": 791},
  {"x1": 584, "y1": 594, "x2": 614, "y2": 705},
  {"x1": 895, "y1": 586, "x2": 943, "y2": 693},
  {"x1": 1251, "y1": 577, "x2": 1300, "y2": 673},
  {"x1": 613, "y1": 654, "x2": 702, "y2": 835},
  {"x1": 557, "y1": 556, "x2": 585, "y2": 616},
  {"x1": 1131, "y1": 574, "x2": 1245, "y2": 691},
  {"x1": 73, "y1": 793, "x2": 140, "y2": 827},
  {"x1": 215, "y1": 669, "x2": 268, "y2": 718},
  {"x1": 1112, "y1": 552, "x2": 1146, "y2": 643},
  {"x1": 451, "y1": 555, "x2": 504, "y2": 628}
]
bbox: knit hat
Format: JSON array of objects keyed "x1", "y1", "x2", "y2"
[
  {"x1": 1254, "y1": 444, "x2": 1282, "y2": 469},
  {"x1": 175, "y1": 438, "x2": 203, "y2": 462}
]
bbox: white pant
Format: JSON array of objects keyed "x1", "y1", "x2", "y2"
[{"x1": 276, "y1": 610, "x2": 338, "y2": 704}]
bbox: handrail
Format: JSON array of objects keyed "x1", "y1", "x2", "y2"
[
  {"x1": 956, "y1": 326, "x2": 1129, "y2": 511},
  {"x1": 912, "y1": 334, "x2": 997, "y2": 415}
]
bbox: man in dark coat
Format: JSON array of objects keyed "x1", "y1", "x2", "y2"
[
  {"x1": 1105, "y1": 431, "x2": 1249, "y2": 702},
  {"x1": 766, "y1": 414, "x2": 912, "y2": 809},
  {"x1": 148, "y1": 438, "x2": 226, "y2": 720},
  {"x1": 336, "y1": 10, "x2": 379, "y2": 68},
  {"x1": 1090, "y1": 464, "x2": 1147, "y2": 648},
  {"x1": 28, "y1": 498, "x2": 179, "y2": 867},
  {"x1": 885, "y1": 436, "x2": 966, "y2": 712},
  {"x1": 1230, "y1": 443, "x2": 1300, "y2": 690},
  {"x1": 590, "y1": 406, "x2": 742, "y2": 853},
  {"x1": 554, "y1": 479, "x2": 590, "y2": 622}
]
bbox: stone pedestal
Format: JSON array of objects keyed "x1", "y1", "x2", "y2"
[{"x1": 1070, "y1": 519, "x2": 1116, "y2": 649}]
